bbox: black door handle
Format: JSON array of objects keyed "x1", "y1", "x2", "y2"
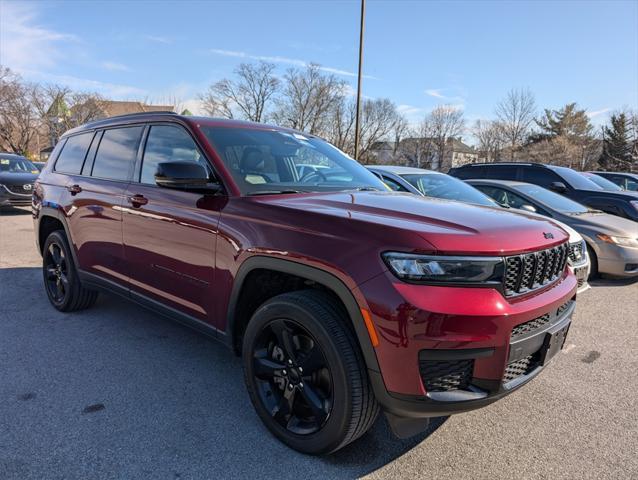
[
  {"x1": 66, "y1": 184, "x2": 82, "y2": 195},
  {"x1": 128, "y1": 194, "x2": 148, "y2": 207}
]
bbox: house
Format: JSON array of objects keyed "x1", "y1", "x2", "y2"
[
  {"x1": 94, "y1": 100, "x2": 175, "y2": 118},
  {"x1": 369, "y1": 137, "x2": 479, "y2": 171}
]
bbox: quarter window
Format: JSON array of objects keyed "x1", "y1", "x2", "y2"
[
  {"x1": 91, "y1": 127, "x2": 143, "y2": 181},
  {"x1": 54, "y1": 133, "x2": 93, "y2": 174},
  {"x1": 140, "y1": 125, "x2": 206, "y2": 184}
]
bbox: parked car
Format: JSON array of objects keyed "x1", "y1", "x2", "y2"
[
  {"x1": 32, "y1": 161, "x2": 47, "y2": 172},
  {"x1": 0, "y1": 153, "x2": 40, "y2": 208},
  {"x1": 579, "y1": 171, "x2": 624, "y2": 191},
  {"x1": 591, "y1": 171, "x2": 638, "y2": 192},
  {"x1": 33, "y1": 112, "x2": 578, "y2": 454},
  {"x1": 449, "y1": 162, "x2": 638, "y2": 222},
  {"x1": 369, "y1": 165, "x2": 590, "y2": 291},
  {"x1": 468, "y1": 179, "x2": 638, "y2": 279}
]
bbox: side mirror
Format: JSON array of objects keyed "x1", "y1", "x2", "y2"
[
  {"x1": 521, "y1": 204, "x2": 537, "y2": 213},
  {"x1": 155, "y1": 162, "x2": 221, "y2": 193},
  {"x1": 550, "y1": 181, "x2": 568, "y2": 193}
]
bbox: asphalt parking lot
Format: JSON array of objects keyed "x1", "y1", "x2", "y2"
[{"x1": 1, "y1": 207, "x2": 637, "y2": 480}]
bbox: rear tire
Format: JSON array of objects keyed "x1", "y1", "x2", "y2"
[
  {"x1": 42, "y1": 230, "x2": 98, "y2": 312},
  {"x1": 242, "y1": 290, "x2": 379, "y2": 454}
]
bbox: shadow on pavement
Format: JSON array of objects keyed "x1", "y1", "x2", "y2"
[
  {"x1": 0, "y1": 206, "x2": 31, "y2": 216},
  {"x1": 589, "y1": 276, "x2": 638, "y2": 287},
  {"x1": 0, "y1": 266, "x2": 444, "y2": 479}
]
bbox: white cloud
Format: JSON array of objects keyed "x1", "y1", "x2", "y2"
[
  {"x1": 425, "y1": 89, "x2": 446, "y2": 99},
  {"x1": 209, "y1": 48, "x2": 375, "y2": 79},
  {"x1": 425, "y1": 87, "x2": 466, "y2": 104},
  {"x1": 18, "y1": 69, "x2": 146, "y2": 98},
  {"x1": 0, "y1": 2, "x2": 79, "y2": 70},
  {"x1": 397, "y1": 104, "x2": 422, "y2": 116},
  {"x1": 101, "y1": 61, "x2": 129, "y2": 72},
  {"x1": 586, "y1": 108, "x2": 611, "y2": 118},
  {"x1": 144, "y1": 35, "x2": 172, "y2": 44}
]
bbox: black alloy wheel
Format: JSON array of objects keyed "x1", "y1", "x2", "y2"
[
  {"x1": 44, "y1": 241, "x2": 70, "y2": 304},
  {"x1": 252, "y1": 318, "x2": 333, "y2": 435}
]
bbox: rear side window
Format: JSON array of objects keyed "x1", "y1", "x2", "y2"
[
  {"x1": 54, "y1": 133, "x2": 93, "y2": 174},
  {"x1": 485, "y1": 165, "x2": 518, "y2": 180},
  {"x1": 140, "y1": 125, "x2": 206, "y2": 184},
  {"x1": 92, "y1": 127, "x2": 143, "y2": 181},
  {"x1": 520, "y1": 167, "x2": 561, "y2": 188},
  {"x1": 452, "y1": 165, "x2": 486, "y2": 179}
]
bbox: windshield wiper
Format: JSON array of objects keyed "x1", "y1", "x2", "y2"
[
  {"x1": 347, "y1": 187, "x2": 382, "y2": 192},
  {"x1": 247, "y1": 189, "x2": 305, "y2": 196}
]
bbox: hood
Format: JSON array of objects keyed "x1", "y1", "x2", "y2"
[
  {"x1": 0, "y1": 171, "x2": 39, "y2": 185},
  {"x1": 569, "y1": 211, "x2": 638, "y2": 238},
  {"x1": 256, "y1": 191, "x2": 569, "y2": 255}
]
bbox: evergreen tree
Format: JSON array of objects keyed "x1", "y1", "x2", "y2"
[
  {"x1": 532, "y1": 102, "x2": 593, "y2": 141},
  {"x1": 599, "y1": 113, "x2": 633, "y2": 171}
]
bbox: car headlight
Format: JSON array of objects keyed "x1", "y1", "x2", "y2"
[
  {"x1": 567, "y1": 240, "x2": 587, "y2": 265},
  {"x1": 382, "y1": 252, "x2": 504, "y2": 283},
  {"x1": 596, "y1": 234, "x2": 638, "y2": 249}
]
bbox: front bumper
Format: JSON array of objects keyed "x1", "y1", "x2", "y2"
[
  {"x1": 596, "y1": 242, "x2": 638, "y2": 277},
  {"x1": 355, "y1": 268, "x2": 577, "y2": 430},
  {"x1": 0, "y1": 185, "x2": 32, "y2": 207}
]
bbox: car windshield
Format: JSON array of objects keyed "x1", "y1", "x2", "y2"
[
  {"x1": 0, "y1": 156, "x2": 39, "y2": 174},
  {"x1": 581, "y1": 173, "x2": 623, "y2": 191},
  {"x1": 201, "y1": 127, "x2": 387, "y2": 195},
  {"x1": 552, "y1": 166, "x2": 602, "y2": 190},
  {"x1": 402, "y1": 173, "x2": 499, "y2": 207},
  {"x1": 516, "y1": 184, "x2": 589, "y2": 214}
]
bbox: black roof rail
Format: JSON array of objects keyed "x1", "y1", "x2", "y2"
[
  {"x1": 64, "y1": 111, "x2": 180, "y2": 137},
  {"x1": 98, "y1": 111, "x2": 178, "y2": 121},
  {"x1": 461, "y1": 161, "x2": 545, "y2": 167}
]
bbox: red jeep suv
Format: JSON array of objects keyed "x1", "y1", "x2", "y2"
[{"x1": 33, "y1": 112, "x2": 577, "y2": 454}]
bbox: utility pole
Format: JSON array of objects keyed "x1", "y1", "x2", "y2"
[{"x1": 353, "y1": 0, "x2": 366, "y2": 162}]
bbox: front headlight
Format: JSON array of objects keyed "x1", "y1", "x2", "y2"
[
  {"x1": 597, "y1": 234, "x2": 638, "y2": 249},
  {"x1": 382, "y1": 252, "x2": 504, "y2": 283}
]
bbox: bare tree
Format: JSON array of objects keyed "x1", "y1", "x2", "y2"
[
  {"x1": 358, "y1": 98, "x2": 402, "y2": 163},
  {"x1": 391, "y1": 115, "x2": 409, "y2": 158},
  {"x1": 273, "y1": 64, "x2": 345, "y2": 135},
  {"x1": 0, "y1": 67, "x2": 39, "y2": 155},
  {"x1": 400, "y1": 119, "x2": 435, "y2": 168},
  {"x1": 428, "y1": 105, "x2": 466, "y2": 170},
  {"x1": 326, "y1": 97, "x2": 356, "y2": 154},
  {"x1": 495, "y1": 88, "x2": 536, "y2": 160},
  {"x1": 472, "y1": 119, "x2": 505, "y2": 162},
  {"x1": 199, "y1": 62, "x2": 279, "y2": 122}
]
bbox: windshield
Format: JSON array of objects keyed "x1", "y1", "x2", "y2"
[
  {"x1": 402, "y1": 173, "x2": 499, "y2": 207},
  {"x1": 552, "y1": 166, "x2": 602, "y2": 190},
  {"x1": 201, "y1": 127, "x2": 387, "y2": 195},
  {"x1": 581, "y1": 172, "x2": 623, "y2": 191},
  {"x1": 516, "y1": 184, "x2": 589, "y2": 214},
  {"x1": 0, "y1": 156, "x2": 39, "y2": 174}
]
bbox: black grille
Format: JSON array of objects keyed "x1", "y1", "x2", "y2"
[
  {"x1": 503, "y1": 354, "x2": 540, "y2": 383},
  {"x1": 577, "y1": 278, "x2": 585, "y2": 288},
  {"x1": 503, "y1": 243, "x2": 569, "y2": 296},
  {"x1": 419, "y1": 359, "x2": 473, "y2": 392},
  {"x1": 511, "y1": 301, "x2": 572, "y2": 340},
  {"x1": 5, "y1": 184, "x2": 32, "y2": 194},
  {"x1": 568, "y1": 242, "x2": 585, "y2": 264}
]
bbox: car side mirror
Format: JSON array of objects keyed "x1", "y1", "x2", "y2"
[
  {"x1": 155, "y1": 162, "x2": 221, "y2": 194},
  {"x1": 550, "y1": 181, "x2": 568, "y2": 193},
  {"x1": 521, "y1": 204, "x2": 537, "y2": 213}
]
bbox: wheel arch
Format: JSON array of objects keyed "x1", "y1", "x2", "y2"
[{"x1": 226, "y1": 256, "x2": 381, "y2": 373}]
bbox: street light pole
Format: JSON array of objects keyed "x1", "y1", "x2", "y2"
[{"x1": 353, "y1": 0, "x2": 366, "y2": 162}]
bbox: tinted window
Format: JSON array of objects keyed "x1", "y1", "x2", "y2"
[
  {"x1": 402, "y1": 173, "x2": 498, "y2": 207},
  {"x1": 551, "y1": 166, "x2": 601, "y2": 190},
  {"x1": 55, "y1": 133, "x2": 93, "y2": 174},
  {"x1": 92, "y1": 127, "x2": 143, "y2": 181},
  {"x1": 0, "y1": 156, "x2": 39, "y2": 173},
  {"x1": 581, "y1": 173, "x2": 622, "y2": 191},
  {"x1": 520, "y1": 167, "x2": 562, "y2": 188},
  {"x1": 141, "y1": 125, "x2": 207, "y2": 184},
  {"x1": 485, "y1": 165, "x2": 518, "y2": 180},
  {"x1": 382, "y1": 175, "x2": 409, "y2": 192},
  {"x1": 451, "y1": 165, "x2": 487, "y2": 179},
  {"x1": 201, "y1": 127, "x2": 386, "y2": 195},
  {"x1": 516, "y1": 184, "x2": 589, "y2": 214}
]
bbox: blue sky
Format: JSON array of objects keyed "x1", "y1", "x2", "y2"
[{"x1": 1, "y1": 0, "x2": 637, "y2": 129}]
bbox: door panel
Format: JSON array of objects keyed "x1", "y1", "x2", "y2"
[{"x1": 121, "y1": 184, "x2": 222, "y2": 321}]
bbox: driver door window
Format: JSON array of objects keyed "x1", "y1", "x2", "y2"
[
  {"x1": 381, "y1": 176, "x2": 409, "y2": 192},
  {"x1": 140, "y1": 125, "x2": 207, "y2": 185}
]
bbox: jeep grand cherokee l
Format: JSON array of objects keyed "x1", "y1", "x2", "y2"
[{"x1": 33, "y1": 112, "x2": 578, "y2": 454}]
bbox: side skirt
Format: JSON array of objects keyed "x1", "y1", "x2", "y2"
[{"x1": 78, "y1": 270, "x2": 227, "y2": 345}]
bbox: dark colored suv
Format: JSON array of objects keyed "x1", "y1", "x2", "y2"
[
  {"x1": 33, "y1": 113, "x2": 578, "y2": 454},
  {"x1": 592, "y1": 171, "x2": 638, "y2": 192},
  {"x1": 0, "y1": 153, "x2": 40, "y2": 208},
  {"x1": 449, "y1": 162, "x2": 638, "y2": 222}
]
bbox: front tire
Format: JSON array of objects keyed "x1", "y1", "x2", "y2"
[
  {"x1": 42, "y1": 230, "x2": 98, "y2": 312},
  {"x1": 242, "y1": 290, "x2": 379, "y2": 454}
]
